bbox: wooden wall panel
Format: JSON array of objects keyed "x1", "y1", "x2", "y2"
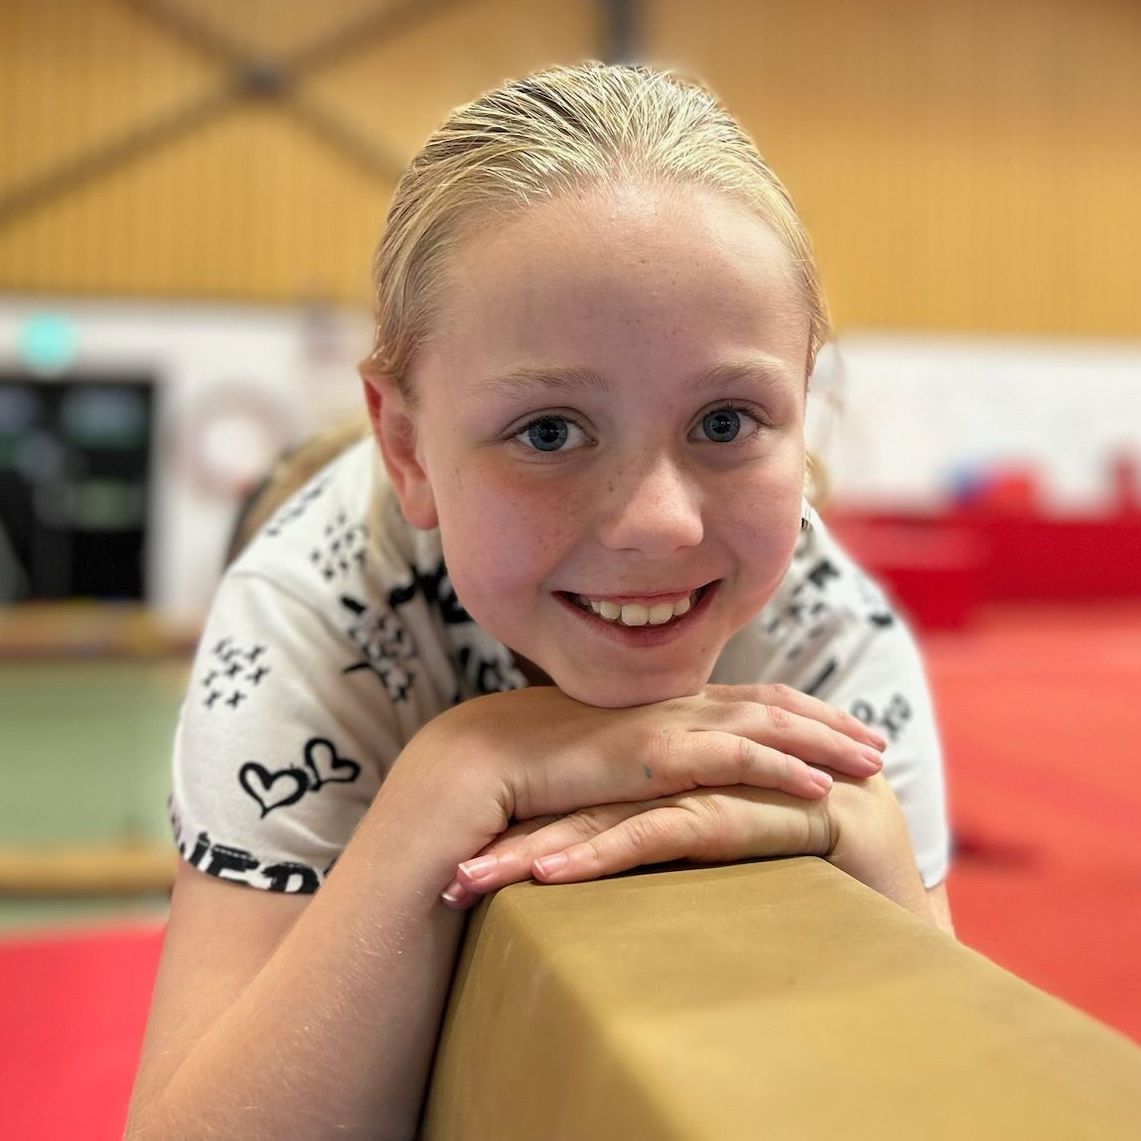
[
  {"x1": 1, "y1": 0, "x2": 1138, "y2": 338},
  {"x1": 647, "y1": 0, "x2": 1141, "y2": 337},
  {"x1": 0, "y1": 0, "x2": 599, "y2": 303}
]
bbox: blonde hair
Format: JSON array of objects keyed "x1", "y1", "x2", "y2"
[{"x1": 361, "y1": 61, "x2": 830, "y2": 397}]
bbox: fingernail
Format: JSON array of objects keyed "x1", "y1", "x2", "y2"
[
  {"x1": 458, "y1": 855, "x2": 497, "y2": 882},
  {"x1": 534, "y1": 852, "x2": 568, "y2": 877},
  {"x1": 861, "y1": 746, "x2": 884, "y2": 769},
  {"x1": 866, "y1": 731, "x2": 888, "y2": 751},
  {"x1": 440, "y1": 880, "x2": 466, "y2": 906},
  {"x1": 810, "y1": 768, "x2": 833, "y2": 791}
]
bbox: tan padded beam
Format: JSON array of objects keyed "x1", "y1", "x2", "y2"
[{"x1": 424, "y1": 858, "x2": 1141, "y2": 1140}]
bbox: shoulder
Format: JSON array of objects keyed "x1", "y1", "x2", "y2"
[
  {"x1": 230, "y1": 437, "x2": 419, "y2": 598},
  {"x1": 171, "y1": 440, "x2": 457, "y2": 896}
]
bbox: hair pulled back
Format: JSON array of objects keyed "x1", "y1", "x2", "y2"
[{"x1": 362, "y1": 62, "x2": 829, "y2": 396}]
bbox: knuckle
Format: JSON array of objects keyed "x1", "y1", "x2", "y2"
[
  {"x1": 648, "y1": 808, "x2": 695, "y2": 852},
  {"x1": 765, "y1": 702, "x2": 794, "y2": 733},
  {"x1": 677, "y1": 802, "x2": 721, "y2": 860},
  {"x1": 621, "y1": 812, "x2": 664, "y2": 854},
  {"x1": 691, "y1": 794, "x2": 730, "y2": 832},
  {"x1": 766, "y1": 682, "x2": 797, "y2": 706},
  {"x1": 563, "y1": 810, "x2": 605, "y2": 842}
]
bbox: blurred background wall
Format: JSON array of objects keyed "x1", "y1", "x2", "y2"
[
  {"x1": 1, "y1": 2, "x2": 1139, "y2": 1135},
  {"x1": 2, "y1": 0, "x2": 1138, "y2": 624},
  {"x1": 4, "y1": 0, "x2": 1139, "y2": 326}
]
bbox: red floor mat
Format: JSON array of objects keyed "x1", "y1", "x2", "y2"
[
  {"x1": 0, "y1": 924, "x2": 162, "y2": 1140},
  {"x1": 931, "y1": 602, "x2": 1141, "y2": 1041}
]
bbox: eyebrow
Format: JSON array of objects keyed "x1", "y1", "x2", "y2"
[
  {"x1": 692, "y1": 358, "x2": 800, "y2": 393},
  {"x1": 474, "y1": 356, "x2": 799, "y2": 399},
  {"x1": 473, "y1": 366, "x2": 608, "y2": 399}
]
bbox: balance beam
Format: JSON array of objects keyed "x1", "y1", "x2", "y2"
[
  {"x1": 0, "y1": 841, "x2": 176, "y2": 895},
  {"x1": 424, "y1": 859, "x2": 1141, "y2": 1139}
]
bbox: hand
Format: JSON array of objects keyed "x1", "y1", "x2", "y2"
[
  {"x1": 416, "y1": 683, "x2": 887, "y2": 902},
  {"x1": 444, "y1": 773, "x2": 931, "y2": 924},
  {"x1": 422, "y1": 682, "x2": 885, "y2": 830},
  {"x1": 442, "y1": 784, "x2": 830, "y2": 906}
]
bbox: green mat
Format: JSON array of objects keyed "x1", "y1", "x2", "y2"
[{"x1": 0, "y1": 659, "x2": 186, "y2": 933}]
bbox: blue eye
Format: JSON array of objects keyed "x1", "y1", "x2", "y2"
[
  {"x1": 523, "y1": 416, "x2": 571, "y2": 451},
  {"x1": 701, "y1": 409, "x2": 742, "y2": 443}
]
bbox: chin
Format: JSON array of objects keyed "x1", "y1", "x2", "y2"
[{"x1": 552, "y1": 666, "x2": 711, "y2": 710}]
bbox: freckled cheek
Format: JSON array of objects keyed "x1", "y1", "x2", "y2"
[
  {"x1": 717, "y1": 475, "x2": 802, "y2": 577},
  {"x1": 442, "y1": 479, "x2": 591, "y2": 598}
]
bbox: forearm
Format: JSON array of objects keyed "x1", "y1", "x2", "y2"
[{"x1": 129, "y1": 775, "x2": 485, "y2": 1141}]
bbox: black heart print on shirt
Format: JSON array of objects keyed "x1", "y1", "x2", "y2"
[
  {"x1": 239, "y1": 763, "x2": 308, "y2": 818},
  {"x1": 302, "y1": 737, "x2": 362, "y2": 790},
  {"x1": 239, "y1": 737, "x2": 361, "y2": 819}
]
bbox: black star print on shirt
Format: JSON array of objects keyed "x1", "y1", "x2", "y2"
[{"x1": 200, "y1": 637, "x2": 273, "y2": 711}]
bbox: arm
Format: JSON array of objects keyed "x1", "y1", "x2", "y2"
[
  {"x1": 126, "y1": 746, "x2": 491, "y2": 1141},
  {"x1": 128, "y1": 682, "x2": 887, "y2": 1140}
]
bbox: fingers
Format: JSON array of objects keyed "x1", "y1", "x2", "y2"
[
  {"x1": 708, "y1": 683, "x2": 887, "y2": 752},
  {"x1": 493, "y1": 685, "x2": 885, "y2": 824},
  {"x1": 439, "y1": 881, "x2": 481, "y2": 909},
  {"x1": 682, "y1": 731, "x2": 835, "y2": 799},
  {"x1": 439, "y1": 801, "x2": 648, "y2": 907},
  {"x1": 440, "y1": 787, "x2": 835, "y2": 907},
  {"x1": 446, "y1": 802, "x2": 647, "y2": 903},
  {"x1": 700, "y1": 692, "x2": 885, "y2": 781},
  {"x1": 536, "y1": 789, "x2": 833, "y2": 885},
  {"x1": 633, "y1": 721, "x2": 874, "y2": 802},
  {"x1": 440, "y1": 814, "x2": 566, "y2": 909},
  {"x1": 529, "y1": 789, "x2": 835, "y2": 885}
]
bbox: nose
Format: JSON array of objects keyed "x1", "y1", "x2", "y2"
[{"x1": 595, "y1": 451, "x2": 705, "y2": 557}]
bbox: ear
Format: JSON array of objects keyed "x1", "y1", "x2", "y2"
[{"x1": 361, "y1": 373, "x2": 439, "y2": 529}]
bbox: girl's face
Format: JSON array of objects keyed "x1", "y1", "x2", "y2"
[{"x1": 393, "y1": 182, "x2": 810, "y2": 708}]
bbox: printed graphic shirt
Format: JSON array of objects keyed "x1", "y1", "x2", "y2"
[{"x1": 171, "y1": 438, "x2": 951, "y2": 894}]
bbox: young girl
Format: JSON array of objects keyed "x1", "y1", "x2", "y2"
[{"x1": 127, "y1": 62, "x2": 951, "y2": 1140}]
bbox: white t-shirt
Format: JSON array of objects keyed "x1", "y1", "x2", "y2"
[{"x1": 171, "y1": 438, "x2": 950, "y2": 894}]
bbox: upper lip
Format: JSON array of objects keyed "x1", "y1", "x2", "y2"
[{"x1": 564, "y1": 583, "x2": 712, "y2": 605}]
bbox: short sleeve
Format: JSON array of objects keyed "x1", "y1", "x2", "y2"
[
  {"x1": 171, "y1": 568, "x2": 399, "y2": 894},
  {"x1": 712, "y1": 514, "x2": 952, "y2": 889}
]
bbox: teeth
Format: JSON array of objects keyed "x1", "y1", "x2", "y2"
[
  {"x1": 622, "y1": 603, "x2": 649, "y2": 626},
  {"x1": 582, "y1": 592, "x2": 698, "y2": 627}
]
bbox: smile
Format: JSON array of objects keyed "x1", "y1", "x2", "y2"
[{"x1": 567, "y1": 585, "x2": 711, "y2": 628}]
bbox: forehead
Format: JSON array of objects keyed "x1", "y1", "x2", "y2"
[{"x1": 419, "y1": 181, "x2": 810, "y2": 383}]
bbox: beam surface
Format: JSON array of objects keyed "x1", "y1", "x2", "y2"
[{"x1": 425, "y1": 858, "x2": 1141, "y2": 1139}]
